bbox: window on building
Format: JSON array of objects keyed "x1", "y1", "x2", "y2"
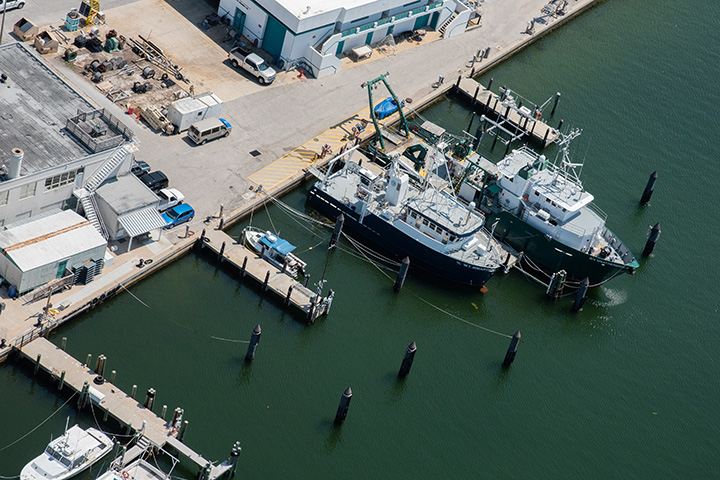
[
  {"x1": 0, "y1": 190, "x2": 8, "y2": 206},
  {"x1": 44, "y1": 170, "x2": 77, "y2": 191},
  {"x1": 20, "y1": 182, "x2": 36, "y2": 199}
]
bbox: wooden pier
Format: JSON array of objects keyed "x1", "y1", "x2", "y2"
[
  {"x1": 197, "y1": 227, "x2": 332, "y2": 323},
  {"x1": 454, "y1": 77, "x2": 560, "y2": 147},
  {"x1": 18, "y1": 338, "x2": 235, "y2": 479}
]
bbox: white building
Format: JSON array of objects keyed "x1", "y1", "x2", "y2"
[
  {"x1": 218, "y1": 0, "x2": 473, "y2": 77},
  {"x1": 0, "y1": 209, "x2": 107, "y2": 295},
  {"x1": 0, "y1": 42, "x2": 165, "y2": 251}
]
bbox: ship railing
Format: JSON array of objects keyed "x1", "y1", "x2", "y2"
[{"x1": 585, "y1": 201, "x2": 607, "y2": 222}]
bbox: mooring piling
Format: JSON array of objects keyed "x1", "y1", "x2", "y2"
[
  {"x1": 330, "y1": 214, "x2": 344, "y2": 249},
  {"x1": 144, "y1": 388, "x2": 156, "y2": 411},
  {"x1": 131, "y1": 384, "x2": 137, "y2": 399},
  {"x1": 94, "y1": 354, "x2": 106, "y2": 375},
  {"x1": 398, "y1": 341, "x2": 417, "y2": 378},
  {"x1": 245, "y1": 324, "x2": 262, "y2": 361},
  {"x1": 85, "y1": 353, "x2": 92, "y2": 368},
  {"x1": 161, "y1": 404, "x2": 167, "y2": 420},
  {"x1": 557, "y1": 118, "x2": 564, "y2": 130},
  {"x1": 34, "y1": 354, "x2": 41, "y2": 374},
  {"x1": 640, "y1": 171, "x2": 658, "y2": 204},
  {"x1": 546, "y1": 270, "x2": 567, "y2": 300},
  {"x1": 229, "y1": 441, "x2": 241, "y2": 477},
  {"x1": 177, "y1": 420, "x2": 188, "y2": 442},
  {"x1": 571, "y1": 277, "x2": 590, "y2": 312},
  {"x1": 551, "y1": 92, "x2": 561, "y2": 116},
  {"x1": 61, "y1": 337, "x2": 67, "y2": 351},
  {"x1": 334, "y1": 387, "x2": 353, "y2": 425},
  {"x1": 262, "y1": 271, "x2": 270, "y2": 291},
  {"x1": 284, "y1": 285, "x2": 293, "y2": 307},
  {"x1": 109, "y1": 370, "x2": 116, "y2": 384},
  {"x1": 218, "y1": 241, "x2": 226, "y2": 263},
  {"x1": 643, "y1": 223, "x2": 661, "y2": 257},
  {"x1": 58, "y1": 370, "x2": 65, "y2": 390},
  {"x1": 394, "y1": 257, "x2": 410, "y2": 292},
  {"x1": 502, "y1": 331, "x2": 521, "y2": 367},
  {"x1": 240, "y1": 256, "x2": 247, "y2": 277}
]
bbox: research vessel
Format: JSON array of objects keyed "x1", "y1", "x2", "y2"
[{"x1": 458, "y1": 130, "x2": 639, "y2": 285}]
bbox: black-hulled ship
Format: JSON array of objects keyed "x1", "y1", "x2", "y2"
[{"x1": 458, "y1": 130, "x2": 639, "y2": 285}]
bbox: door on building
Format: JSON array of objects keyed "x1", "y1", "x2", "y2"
[
  {"x1": 233, "y1": 8, "x2": 246, "y2": 36},
  {"x1": 262, "y1": 15, "x2": 286, "y2": 64},
  {"x1": 57, "y1": 260, "x2": 68, "y2": 278},
  {"x1": 413, "y1": 14, "x2": 430, "y2": 30},
  {"x1": 430, "y1": 11, "x2": 440, "y2": 29}
]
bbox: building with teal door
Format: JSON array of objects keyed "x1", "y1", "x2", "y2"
[{"x1": 217, "y1": 0, "x2": 473, "y2": 78}]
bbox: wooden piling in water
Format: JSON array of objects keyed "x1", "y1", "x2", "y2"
[
  {"x1": 394, "y1": 257, "x2": 410, "y2": 292},
  {"x1": 398, "y1": 341, "x2": 417, "y2": 378},
  {"x1": 503, "y1": 331, "x2": 521, "y2": 367},
  {"x1": 571, "y1": 278, "x2": 590, "y2": 312},
  {"x1": 643, "y1": 223, "x2": 661, "y2": 257},
  {"x1": 245, "y1": 324, "x2": 261, "y2": 361},
  {"x1": 334, "y1": 387, "x2": 352, "y2": 425},
  {"x1": 640, "y1": 171, "x2": 658, "y2": 205}
]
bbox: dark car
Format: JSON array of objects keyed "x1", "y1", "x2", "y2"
[
  {"x1": 139, "y1": 171, "x2": 168, "y2": 192},
  {"x1": 131, "y1": 160, "x2": 150, "y2": 176}
]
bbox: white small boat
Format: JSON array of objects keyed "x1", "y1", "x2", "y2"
[
  {"x1": 242, "y1": 226, "x2": 307, "y2": 278},
  {"x1": 99, "y1": 458, "x2": 172, "y2": 480},
  {"x1": 21, "y1": 422, "x2": 112, "y2": 480}
]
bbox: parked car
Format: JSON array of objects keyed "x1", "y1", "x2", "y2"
[
  {"x1": 228, "y1": 43, "x2": 276, "y2": 85},
  {"x1": 157, "y1": 188, "x2": 184, "y2": 212},
  {"x1": 1, "y1": 0, "x2": 25, "y2": 12},
  {"x1": 139, "y1": 171, "x2": 168, "y2": 192},
  {"x1": 162, "y1": 203, "x2": 194, "y2": 229},
  {"x1": 188, "y1": 118, "x2": 232, "y2": 145},
  {"x1": 131, "y1": 160, "x2": 150, "y2": 176}
]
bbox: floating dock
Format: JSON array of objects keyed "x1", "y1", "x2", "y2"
[
  {"x1": 17, "y1": 338, "x2": 235, "y2": 479},
  {"x1": 454, "y1": 76, "x2": 561, "y2": 148},
  {"x1": 197, "y1": 227, "x2": 332, "y2": 323}
]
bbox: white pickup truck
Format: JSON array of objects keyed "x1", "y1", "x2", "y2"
[
  {"x1": 228, "y1": 44, "x2": 276, "y2": 85},
  {"x1": 157, "y1": 188, "x2": 185, "y2": 212}
]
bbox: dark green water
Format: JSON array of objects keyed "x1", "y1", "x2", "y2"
[{"x1": 2, "y1": 0, "x2": 719, "y2": 477}]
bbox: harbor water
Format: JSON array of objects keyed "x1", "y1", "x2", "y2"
[{"x1": 2, "y1": 0, "x2": 719, "y2": 477}]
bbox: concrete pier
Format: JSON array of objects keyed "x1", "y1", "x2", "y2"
[{"x1": 17, "y1": 338, "x2": 232, "y2": 479}]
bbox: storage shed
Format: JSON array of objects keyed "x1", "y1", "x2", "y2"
[
  {"x1": 168, "y1": 91, "x2": 223, "y2": 132},
  {"x1": 0, "y1": 209, "x2": 107, "y2": 294}
]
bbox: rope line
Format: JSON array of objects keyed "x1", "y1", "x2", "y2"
[
  {"x1": 344, "y1": 229, "x2": 512, "y2": 339},
  {"x1": 0, "y1": 392, "x2": 77, "y2": 454},
  {"x1": 118, "y1": 282, "x2": 150, "y2": 308},
  {"x1": 210, "y1": 336, "x2": 250, "y2": 343}
]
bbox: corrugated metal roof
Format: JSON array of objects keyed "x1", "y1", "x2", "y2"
[
  {"x1": 0, "y1": 209, "x2": 106, "y2": 272},
  {"x1": 118, "y1": 206, "x2": 167, "y2": 238}
]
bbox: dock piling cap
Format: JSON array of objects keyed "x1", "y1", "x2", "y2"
[
  {"x1": 513, "y1": 331, "x2": 521, "y2": 339},
  {"x1": 344, "y1": 387, "x2": 352, "y2": 396},
  {"x1": 253, "y1": 324, "x2": 261, "y2": 334},
  {"x1": 408, "y1": 341, "x2": 417, "y2": 352}
]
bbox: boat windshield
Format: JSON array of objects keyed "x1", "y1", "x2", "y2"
[{"x1": 46, "y1": 447, "x2": 72, "y2": 466}]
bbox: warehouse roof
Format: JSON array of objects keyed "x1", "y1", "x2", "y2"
[
  {"x1": 0, "y1": 209, "x2": 106, "y2": 272},
  {"x1": 0, "y1": 42, "x2": 95, "y2": 175}
]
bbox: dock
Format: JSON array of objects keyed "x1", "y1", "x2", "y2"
[
  {"x1": 18, "y1": 338, "x2": 235, "y2": 479},
  {"x1": 197, "y1": 227, "x2": 332, "y2": 323},
  {"x1": 454, "y1": 76, "x2": 561, "y2": 148}
]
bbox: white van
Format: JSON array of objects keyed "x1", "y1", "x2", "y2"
[
  {"x1": 1, "y1": 0, "x2": 25, "y2": 11},
  {"x1": 188, "y1": 118, "x2": 232, "y2": 145}
]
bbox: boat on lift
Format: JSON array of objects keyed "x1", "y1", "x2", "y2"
[
  {"x1": 21, "y1": 421, "x2": 112, "y2": 480},
  {"x1": 243, "y1": 226, "x2": 307, "y2": 278},
  {"x1": 459, "y1": 129, "x2": 639, "y2": 285}
]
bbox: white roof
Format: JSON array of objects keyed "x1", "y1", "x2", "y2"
[
  {"x1": 0, "y1": 210, "x2": 106, "y2": 272},
  {"x1": 171, "y1": 97, "x2": 207, "y2": 115},
  {"x1": 118, "y1": 206, "x2": 167, "y2": 238},
  {"x1": 277, "y1": 0, "x2": 370, "y2": 17}
]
